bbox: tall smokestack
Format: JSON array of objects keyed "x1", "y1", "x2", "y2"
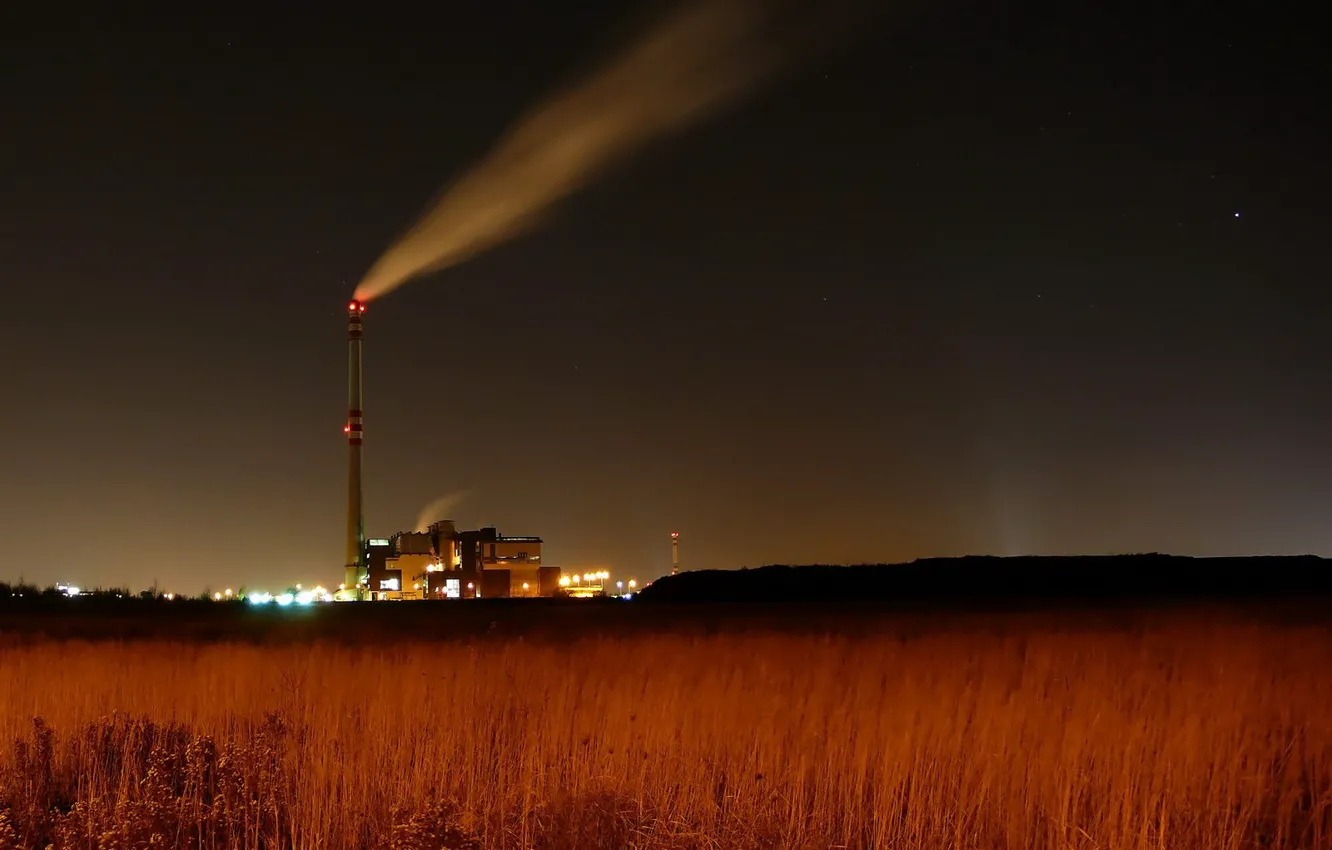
[
  {"x1": 345, "y1": 300, "x2": 367, "y2": 594},
  {"x1": 671, "y1": 531, "x2": 680, "y2": 576}
]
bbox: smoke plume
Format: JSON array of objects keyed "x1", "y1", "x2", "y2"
[
  {"x1": 355, "y1": 0, "x2": 862, "y2": 302},
  {"x1": 414, "y1": 492, "x2": 469, "y2": 533}
]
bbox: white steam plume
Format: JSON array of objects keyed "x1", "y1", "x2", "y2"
[
  {"x1": 355, "y1": 0, "x2": 860, "y2": 302},
  {"x1": 415, "y1": 492, "x2": 469, "y2": 533}
]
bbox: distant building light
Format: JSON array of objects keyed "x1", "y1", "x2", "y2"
[
  {"x1": 379, "y1": 578, "x2": 400, "y2": 591},
  {"x1": 522, "y1": 582, "x2": 529, "y2": 590},
  {"x1": 276, "y1": 593, "x2": 295, "y2": 606}
]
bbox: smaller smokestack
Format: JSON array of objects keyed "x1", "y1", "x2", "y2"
[{"x1": 671, "y1": 531, "x2": 680, "y2": 576}]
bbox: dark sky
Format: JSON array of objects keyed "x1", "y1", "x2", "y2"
[{"x1": 2, "y1": 2, "x2": 1327, "y2": 593}]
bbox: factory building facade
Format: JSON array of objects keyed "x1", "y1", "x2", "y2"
[{"x1": 361, "y1": 521, "x2": 561, "y2": 601}]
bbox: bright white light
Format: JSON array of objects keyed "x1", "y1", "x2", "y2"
[
  {"x1": 164, "y1": 593, "x2": 175, "y2": 601},
  {"x1": 248, "y1": 592, "x2": 273, "y2": 605},
  {"x1": 63, "y1": 586, "x2": 81, "y2": 598},
  {"x1": 276, "y1": 593, "x2": 295, "y2": 606},
  {"x1": 628, "y1": 580, "x2": 637, "y2": 588},
  {"x1": 213, "y1": 592, "x2": 223, "y2": 601},
  {"x1": 616, "y1": 581, "x2": 623, "y2": 589},
  {"x1": 224, "y1": 588, "x2": 232, "y2": 597},
  {"x1": 295, "y1": 590, "x2": 316, "y2": 606}
]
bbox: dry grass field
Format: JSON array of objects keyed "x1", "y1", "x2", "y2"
[{"x1": 1, "y1": 613, "x2": 1330, "y2": 848}]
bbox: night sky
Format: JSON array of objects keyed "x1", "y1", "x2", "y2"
[{"x1": 3, "y1": 3, "x2": 1327, "y2": 593}]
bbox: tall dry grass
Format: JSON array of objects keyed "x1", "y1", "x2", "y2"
[{"x1": 1, "y1": 621, "x2": 1330, "y2": 848}]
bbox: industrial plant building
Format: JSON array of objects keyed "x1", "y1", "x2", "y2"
[{"x1": 352, "y1": 522, "x2": 561, "y2": 601}]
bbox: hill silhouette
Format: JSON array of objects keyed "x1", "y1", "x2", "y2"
[{"x1": 636, "y1": 555, "x2": 1332, "y2": 605}]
